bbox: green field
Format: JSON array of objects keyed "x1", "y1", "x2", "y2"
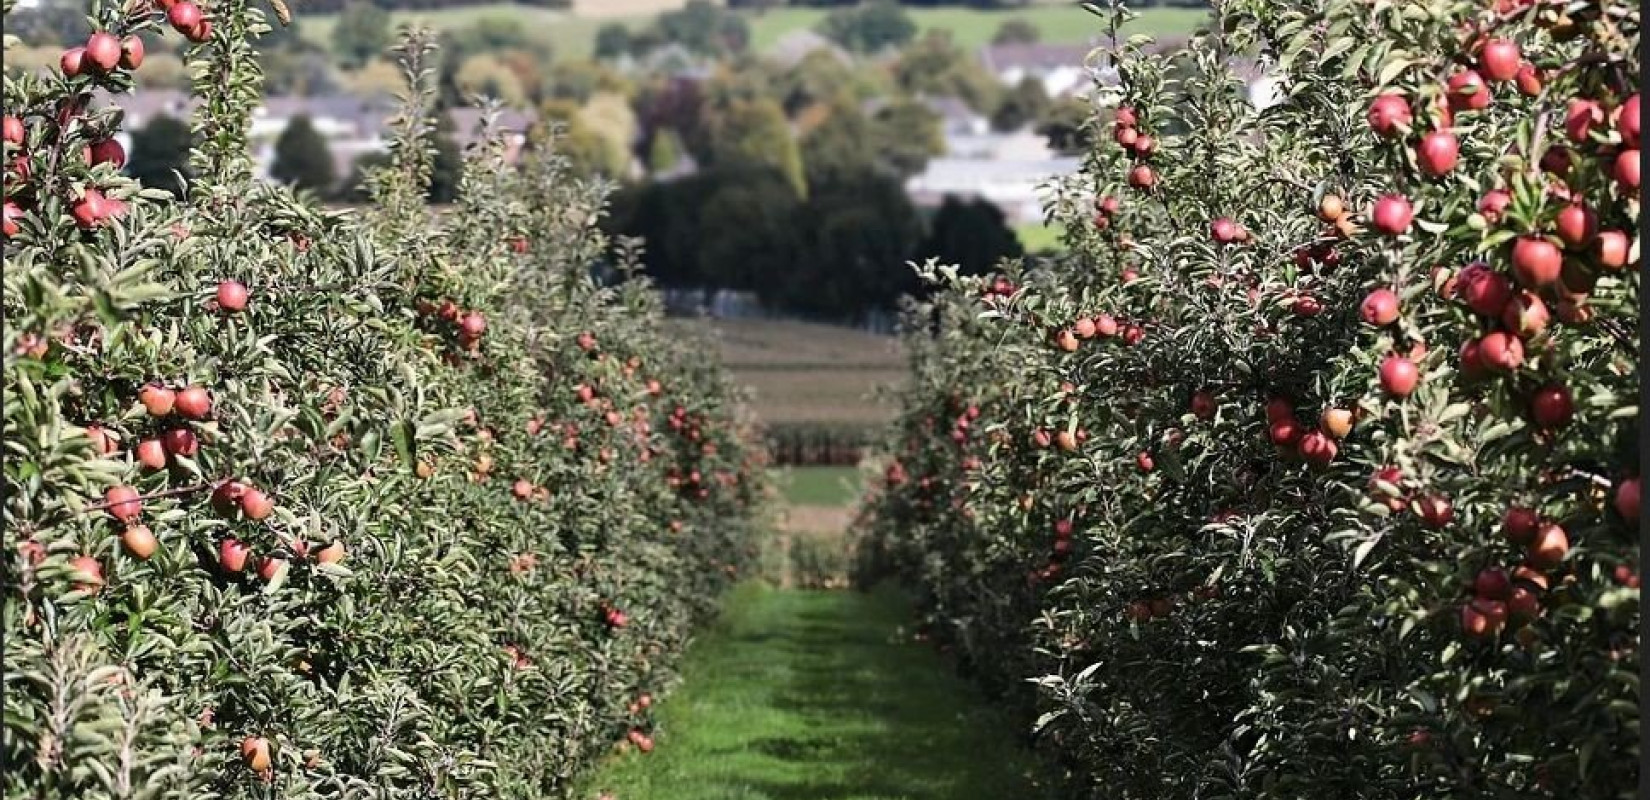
[
  {"x1": 773, "y1": 465, "x2": 863, "y2": 506},
  {"x1": 297, "y1": 4, "x2": 1207, "y2": 63},
  {"x1": 580, "y1": 583, "x2": 1053, "y2": 800},
  {"x1": 1017, "y1": 221, "x2": 1067, "y2": 253}
]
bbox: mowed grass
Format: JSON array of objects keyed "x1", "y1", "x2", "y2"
[
  {"x1": 297, "y1": 4, "x2": 1207, "y2": 63},
  {"x1": 773, "y1": 465, "x2": 863, "y2": 506},
  {"x1": 669, "y1": 318, "x2": 905, "y2": 427},
  {"x1": 580, "y1": 583, "x2": 1054, "y2": 800},
  {"x1": 1016, "y1": 222, "x2": 1067, "y2": 254}
]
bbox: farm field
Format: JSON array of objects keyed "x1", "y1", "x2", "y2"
[
  {"x1": 579, "y1": 583, "x2": 1054, "y2": 800},
  {"x1": 295, "y1": 4, "x2": 1208, "y2": 62},
  {"x1": 668, "y1": 317, "x2": 905, "y2": 428}
]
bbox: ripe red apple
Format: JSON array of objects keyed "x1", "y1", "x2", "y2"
[
  {"x1": 121, "y1": 524, "x2": 157, "y2": 560},
  {"x1": 460, "y1": 312, "x2": 487, "y2": 337},
  {"x1": 1, "y1": 115, "x2": 21, "y2": 144},
  {"x1": 1115, "y1": 126, "x2": 1138, "y2": 147},
  {"x1": 240, "y1": 488, "x2": 274, "y2": 521},
  {"x1": 1526, "y1": 523, "x2": 1568, "y2": 568},
  {"x1": 1211, "y1": 217, "x2": 1240, "y2": 244},
  {"x1": 86, "y1": 138, "x2": 125, "y2": 168},
  {"x1": 1190, "y1": 391, "x2": 1216, "y2": 420},
  {"x1": 1416, "y1": 494, "x2": 1453, "y2": 529},
  {"x1": 1093, "y1": 314, "x2": 1118, "y2": 337},
  {"x1": 1474, "y1": 567, "x2": 1511, "y2": 600},
  {"x1": 139, "y1": 385, "x2": 176, "y2": 417},
  {"x1": 219, "y1": 538, "x2": 250, "y2": 572},
  {"x1": 1506, "y1": 585, "x2": 1540, "y2": 622},
  {"x1": 313, "y1": 541, "x2": 345, "y2": 565},
  {"x1": 216, "y1": 280, "x2": 248, "y2": 312},
  {"x1": 1499, "y1": 291, "x2": 1549, "y2": 338},
  {"x1": 1476, "y1": 189, "x2": 1511, "y2": 222},
  {"x1": 119, "y1": 36, "x2": 144, "y2": 69},
  {"x1": 1136, "y1": 451, "x2": 1154, "y2": 472},
  {"x1": 1055, "y1": 329, "x2": 1079, "y2": 352},
  {"x1": 1265, "y1": 397, "x2": 1294, "y2": 423},
  {"x1": 174, "y1": 386, "x2": 211, "y2": 419},
  {"x1": 1528, "y1": 383, "x2": 1573, "y2": 428},
  {"x1": 1461, "y1": 598, "x2": 1506, "y2": 639},
  {"x1": 257, "y1": 556, "x2": 283, "y2": 582},
  {"x1": 1370, "y1": 195, "x2": 1413, "y2": 236},
  {"x1": 1478, "y1": 39, "x2": 1521, "y2": 82},
  {"x1": 84, "y1": 33, "x2": 120, "y2": 73},
  {"x1": 1594, "y1": 230, "x2": 1630, "y2": 269},
  {"x1": 1613, "y1": 148, "x2": 1639, "y2": 189},
  {"x1": 160, "y1": 428, "x2": 199, "y2": 457},
  {"x1": 1098, "y1": 196, "x2": 1120, "y2": 215},
  {"x1": 1367, "y1": 94, "x2": 1412, "y2": 137},
  {"x1": 1553, "y1": 203, "x2": 1597, "y2": 248},
  {"x1": 85, "y1": 425, "x2": 119, "y2": 455},
  {"x1": 105, "y1": 485, "x2": 142, "y2": 522},
  {"x1": 1476, "y1": 331, "x2": 1524, "y2": 372},
  {"x1": 1514, "y1": 62, "x2": 1542, "y2": 96},
  {"x1": 60, "y1": 47, "x2": 87, "y2": 78},
  {"x1": 136, "y1": 439, "x2": 168, "y2": 470},
  {"x1": 168, "y1": 2, "x2": 202, "y2": 33},
  {"x1": 1458, "y1": 264, "x2": 1511, "y2": 317},
  {"x1": 1502, "y1": 506, "x2": 1539, "y2": 544},
  {"x1": 71, "y1": 188, "x2": 108, "y2": 228},
  {"x1": 1268, "y1": 417, "x2": 1302, "y2": 448},
  {"x1": 1446, "y1": 70, "x2": 1491, "y2": 111},
  {"x1": 1618, "y1": 94, "x2": 1640, "y2": 143},
  {"x1": 1510, "y1": 236, "x2": 1562, "y2": 288},
  {"x1": 1565, "y1": 99, "x2": 1603, "y2": 142},
  {"x1": 70, "y1": 555, "x2": 104, "y2": 590},
  {"x1": 1292, "y1": 295, "x2": 1322, "y2": 317},
  {"x1": 1297, "y1": 429, "x2": 1337, "y2": 467},
  {"x1": 1615, "y1": 477, "x2": 1640, "y2": 524},
  {"x1": 1359, "y1": 288, "x2": 1399, "y2": 326},
  {"x1": 1379, "y1": 355, "x2": 1419, "y2": 397},
  {"x1": 1127, "y1": 164, "x2": 1155, "y2": 189},
  {"x1": 1114, "y1": 106, "x2": 1137, "y2": 127},
  {"x1": 2, "y1": 201, "x2": 22, "y2": 238},
  {"x1": 1416, "y1": 131, "x2": 1459, "y2": 176}
]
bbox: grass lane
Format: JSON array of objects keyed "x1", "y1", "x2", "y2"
[{"x1": 580, "y1": 583, "x2": 1053, "y2": 800}]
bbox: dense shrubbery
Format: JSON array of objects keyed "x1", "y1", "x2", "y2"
[
  {"x1": 2, "y1": 2, "x2": 759, "y2": 797},
  {"x1": 862, "y1": 0, "x2": 1639, "y2": 796}
]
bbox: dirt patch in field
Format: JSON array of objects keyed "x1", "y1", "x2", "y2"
[{"x1": 570, "y1": 0, "x2": 688, "y2": 18}]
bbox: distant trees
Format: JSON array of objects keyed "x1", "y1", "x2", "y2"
[
  {"x1": 331, "y1": 2, "x2": 390, "y2": 70},
  {"x1": 594, "y1": 23, "x2": 632, "y2": 61},
  {"x1": 893, "y1": 31, "x2": 1001, "y2": 114},
  {"x1": 991, "y1": 75, "x2": 1050, "y2": 131},
  {"x1": 270, "y1": 115, "x2": 337, "y2": 194},
  {"x1": 921, "y1": 195, "x2": 1023, "y2": 276},
  {"x1": 818, "y1": 1, "x2": 917, "y2": 54},
  {"x1": 657, "y1": 0, "x2": 751, "y2": 56},
  {"x1": 992, "y1": 17, "x2": 1041, "y2": 45},
  {"x1": 126, "y1": 114, "x2": 192, "y2": 198},
  {"x1": 704, "y1": 97, "x2": 805, "y2": 195},
  {"x1": 1037, "y1": 95, "x2": 1094, "y2": 155}
]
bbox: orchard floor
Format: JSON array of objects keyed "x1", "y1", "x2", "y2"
[{"x1": 578, "y1": 583, "x2": 1053, "y2": 800}]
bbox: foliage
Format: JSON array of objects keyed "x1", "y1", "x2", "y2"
[
  {"x1": 991, "y1": 75, "x2": 1050, "y2": 133},
  {"x1": 818, "y1": 0, "x2": 917, "y2": 54},
  {"x1": 269, "y1": 114, "x2": 338, "y2": 194},
  {"x1": 1035, "y1": 95, "x2": 1093, "y2": 155},
  {"x1": 892, "y1": 30, "x2": 1002, "y2": 114},
  {"x1": 992, "y1": 17, "x2": 1040, "y2": 45},
  {"x1": 2, "y1": 10, "x2": 758, "y2": 800},
  {"x1": 860, "y1": 0, "x2": 1640, "y2": 797},
  {"x1": 594, "y1": 22, "x2": 632, "y2": 61},
  {"x1": 656, "y1": 0, "x2": 751, "y2": 57},
  {"x1": 704, "y1": 96, "x2": 805, "y2": 196}
]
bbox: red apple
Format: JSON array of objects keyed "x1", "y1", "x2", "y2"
[
  {"x1": 1528, "y1": 383, "x2": 1573, "y2": 428},
  {"x1": 1265, "y1": 397, "x2": 1294, "y2": 423},
  {"x1": 1478, "y1": 39, "x2": 1520, "y2": 82},
  {"x1": 1477, "y1": 331, "x2": 1524, "y2": 372},
  {"x1": 2, "y1": 201, "x2": 22, "y2": 238},
  {"x1": 60, "y1": 47, "x2": 87, "y2": 78},
  {"x1": 1510, "y1": 236, "x2": 1562, "y2": 288},
  {"x1": 1211, "y1": 217, "x2": 1240, "y2": 244},
  {"x1": 257, "y1": 556, "x2": 283, "y2": 582},
  {"x1": 1127, "y1": 164, "x2": 1155, "y2": 189},
  {"x1": 1268, "y1": 417, "x2": 1303, "y2": 448},
  {"x1": 139, "y1": 385, "x2": 176, "y2": 417},
  {"x1": 119, "y1": 36, "x2": 144, "y2": 69},
  {"x1": 460, "y1": 312, "x2": 487, "y2": 337},
  {"x1": 84, "y1": 33, "x2": 120, "y2": 73},
  {"x1": 1554, "y1": 203, "x2": 1597, "y2": 248},
  {"x1": 1416, "y1": 131, "x2": 1459, "y2": 176},
  {"x1": 1190, "y1": 391, "x2": 1216, "y2": 420},
  {"x1": 1459, "y1": 264, "x2": 1512, "y2": 317},
  {"x1": 216, "y1": 280, "x2": 248, "y2": 312},
  {"x1": 1367, "y1": 94, "x2": 1412, "y2": 137},
  {"x1": 70, "y1": 555, "x2": 104, "y2": 590},
  {"x1": 168, "y1": 2, "x2": 202, "y2": 33},
  {"x1": 1370, "y1": 195, "x2": 1413, "y2": 236},
  {"x1": 316, "y1": 540, "x2": 346, "y2": 564},
  {"x1": 1474, "y1": 568, "x2": 1511, "y2": 600},
  {"x1": 1476, "y1": 189, "x2": 1511, "y2": 222},
  {"x1": 1359, "y1": 288, "x2": 1399, "y2": 326},
  {"x1": 1, "y1": 115, "x2": 21, "y2": 144},
  {"x1": 174, "y1": 386, "x2": 211, "y2": 419},
  {"x1": 1617, "y1": 94, "x2": 1640, "y2": 144},
  {"x1": 1379, "y1": 355, "x2": 1419, "y2": 397},
  {"x1": 1461, "y1": 598, "x2": 1506, "y2": 638},
  {"x1": 1446, "y1": 70, "x2": 1491, "y2": 111},
  {"x1": 1613, "y1": 148, "x2": 1639, "y2": 189},
  {"x1": 160, "y1": 428, "x2": 199, "y2": 457},
  {"x1": 1114, "y1": 107, "x2": 1137, "y2": 127},
  {"x1": 87, "y1": 138, "x2": 125, "y2": 168},
  {"x1": 219, "y1": 538, "x2": 251, "y2": 572},
  {"x1": 1502, "y1": 506, "x2": 1539, "y2": 544},
  {"x1": 1594, "y1": 230, "x2": 1630, "y2": 269},
  {"x1": 105, "y1": 485, "x2": 142, "y2": 522},
  {"x1": 240, "y1": 488, "x2": 274, "y2": 521},
  {"x1": 1416, "y1": 494, "x2": 1453, "y2": 529},
  {"x1": 1565, "y1": 99, "x2": 1604, "y2": 142},
  {"x1": 85, "y1": 425, "x2": 119, "y2": 455},
  {"x1": 1500, "y1": 291, "x2": 1549, "y2": 338},
  {"x1": 136, "y1": 439, "x2": 168, "y2": 470},
  {"x1": 1136, "y1": 451, "x2": 1154, "y2": 472},
  {"x1": 1526, "y1": 523, "x2": 1568, "y2": 568},
  {"x1": 1297, "y1": 429, "x2": 1337, "y2": 467},
  {"x1": 1615, "y1": 478, "x2": 1640, "y2": 524},
  {"x1": 1514, "y1": 62, "x2": 1542, "y2": 96},
  {"x1": 1507, "y1": 585, "x2": 1540, "y2": 622},
  {"x1": 71, "y1": 188, "x2": 108, "y2": 228}
]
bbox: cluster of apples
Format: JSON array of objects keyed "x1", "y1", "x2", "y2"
[{"x1": 1113, "y1": 107, "x2": 1159, "y2": 190}]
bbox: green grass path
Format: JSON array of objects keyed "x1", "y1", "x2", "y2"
[{"x1": 580, "y1": 583, "x2": 1052, "y2": 800}]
